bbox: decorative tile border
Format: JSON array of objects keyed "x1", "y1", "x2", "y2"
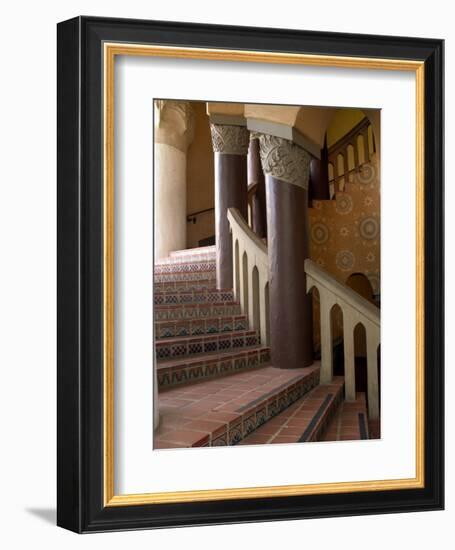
[
  {"x1": 154, "y1": 302, "x2": 242, "y2": 321},
  {"x1": 154, "y1": 289, "x2": 234, "y2": 306},
  {"x1": 154, "y1": 270, "x2": 216, "y2": 283},
  {"x1": 155, "y1": 330, "x2": 259, "y2": 361},
  {"x1": 207, "y1": 368, "x2": 320, "y2": 447},
  {"x1": 157, "y1": 347, "x2": 271, "y2": 389},
  {"x1": 155, "y1": 315, "x2": 248, "y2": 339},
  {"x1": 154, "y1": 280, "x2": 215, "y2": 292},
  {"x1": 154, "y1": 261, "x2": 216, "y2": 274}
]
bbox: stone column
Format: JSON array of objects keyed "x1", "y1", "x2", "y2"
[
  {"x1": 259, "y1": 134, "x2": 314, "y2": 369},
  {"x1": 154, "y1": 100, "x2": 194, "y2": 260},
  {"x1": 210, "y1": 124, "x2": 249, "y2": 289},
  {"x1": 248, "y1": 134, "x2": 267, "y2": 238}
]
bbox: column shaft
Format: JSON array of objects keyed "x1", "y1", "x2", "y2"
[{"x1": 214, "y1": 154, "x2": 247, "y2": 288}]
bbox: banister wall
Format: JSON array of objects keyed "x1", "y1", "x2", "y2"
[
  {"x1": 227, "y1": 207, "x2": 380, "y2": 421},
  {"x1": 305, "y1": 258, "x2": 380, "y2": 420},
  {"x1": 227, "y1": 208, "x2": 269, "y2": 346}
]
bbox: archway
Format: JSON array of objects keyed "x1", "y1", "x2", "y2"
[
  {"x1": 346, "y1": 272, "x2": 374, "y2": 303},
  {"x1": 353, "y1": 322, "x2": 368, "y2": 405},
  {"x1": 234, "y1": 239, "x2": 240, "y2": 300},
  {"x1": 242, "y1": 251, "x2": 249, "y2": 315},
  {"x1": 252, "y1": 266, "x2": 260, "y2": 334},
  {"x1": 310, "y1": 286, "x2": 321, "y2": 358}
]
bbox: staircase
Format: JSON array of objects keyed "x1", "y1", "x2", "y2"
[{"x1": 153, "y1": 245, "x2": 371, "y2": 449}]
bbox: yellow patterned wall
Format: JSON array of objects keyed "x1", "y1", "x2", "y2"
[{"x1": 309, "y1": 153, "x2": 380, "y2": 296}]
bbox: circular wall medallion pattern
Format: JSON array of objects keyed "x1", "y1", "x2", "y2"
[
  {"x1": 311, "y1": 222, "x2": 329, "y2": 245},
  {"x1": 357, "y1": 163, "x2": 376, "y2": 184},
  {"x1": 335, "y1": 194, "x2": 353, "y2": 215},
  {"x1": 336, "y1": 250, "x2": 355, "y2": 271},
  {"x1": 359, "y1": 217, "x2": 379, "y2": 240}
]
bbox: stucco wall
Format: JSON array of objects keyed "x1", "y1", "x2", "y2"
[{"x1": 186, "y1": 102, "x2": 215, "y2": 248}]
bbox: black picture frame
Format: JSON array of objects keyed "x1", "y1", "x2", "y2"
[{"x1": 57, "y1": 16, "x2": 444, "y2": 533}]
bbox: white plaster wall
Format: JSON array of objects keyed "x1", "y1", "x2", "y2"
[{"x1": 154, "y1": 143, "x2": 187, "y2": 260}]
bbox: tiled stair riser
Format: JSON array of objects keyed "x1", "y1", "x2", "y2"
[
  {"x1": 206, "y1": 369, "x2": 320, "y2": 447},
  {"x1": 169, "y1": 246, "x2": 216, "y2": 262},
  {"x1": 156, "y1": 330, "x2": 259, "y2": 361},
  {"x1": 154, "y1": 261, "x2": 216, "y2": 274},
  {"x1": 155, "y1": 302, "x2": 241, "y2": 321},
  {"x1": 154, "y1": 280, "x2": 215, "y2": 292},
  {"x1": 156, "y1": 315, "x2": 248, "y2": 339},
  {"x1": 157, "y1": 347, "x2": 271, "y2": 389},
  {"x1": 154, "y1": 289, "x2": 234, "y2": 306},
  {"x1": 154, "y1": 270, "x2": 216, "y2": 283}
]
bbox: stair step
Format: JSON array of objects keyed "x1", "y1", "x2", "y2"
[
  {"x1": 154, "y1": 270, "x2": 216, "y2": 284},
  {"x1": 169, "y1": 245, "x2": 216, "y2": 261},
  {"x1": 154, "y1": 279, "x2": 216, "y2": 292},
  {"x1": 321, "y1": 392, "x2": 371, "y2": 441},
  {"x1": 157, "y1": 346, "x2": 271, "y2": 389},
  {"x1": 155, "y1": 301, "x2": 241, "y2": 321},
  {"x1": 154, "y1": 288, "x2": 234, "y2": 306},
  {"x1": 155, "y1": 314, "x2": 248, "y2": 340},
  {"x1": 154, "y1": 363, "x2": 320, "y2": 448},
  {"x1": 154, "y1": 261, "x2": 216, "y2": 274},
  {"x1": 238, "y1": 377, "x2": 344, "y2": 445},
  {"x1": 155, "y1": 330, "x2": 260, "y2": 361}
]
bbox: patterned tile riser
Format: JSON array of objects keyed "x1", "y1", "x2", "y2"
[
  {"x1": 157, "y1": 348, "x2": 271, "y2": 389},
  {"x1": 154, "y1": 303, "x2": 242, "y2": 321},
  {"x1": 155, "y1": 331, "x2": 260, "y2": 361},
  {"x1": 156, "y1": 316, "x2": 248, "y2": 339},
  {"x1": 154, "y1": 290, "x2": 234, "y2": 306},
  {"x1": 154, "y1": 271, "x2": 216, "y2": 283},
  {"x1": 156, "y1": 253, "x2": 216, "y2": 265},
  {"x1": 154, "y1": 261, "x2": 216, "y2": 274},
  {"x1": 208, "y1": 370, "x2": 320, "y2": 447},
  {"x1": 154, "y1": 280, "x2": 215, "y2": 292}
]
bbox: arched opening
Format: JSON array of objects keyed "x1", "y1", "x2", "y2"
[
  {"x1": 234, "y1": 239, "x2": 240, "y2": 300},
  {"x1": 252, "y1": 266, "x2": 260, "y2": 334},
  {"x1": 353, "y1": 323, "x2": 367, "y2": 405},
  {"x1": 264, "y1": 282, "x2": 270, "y2": 345},
  {"x1": 328, "y1": 162, "x2": 335, "y2": 198},
  {"x1": 310, "y1": 286, "x2": 321, "y2": 358},
  {"x1": 242, "y1": 251, "x2": 249, "y2": 315},
  {"x1": 357, "y1": 134, "x2": 366, "y2": 165},
  {"x1": 345, "y1": 273, "x2": 374, "y2": 303},
  {"x1": 330, "y1": 304, "x2": 344, "y2": 376}
]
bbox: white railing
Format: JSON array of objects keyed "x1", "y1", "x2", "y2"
[
  {"x1": 305, "y1": 258, "x2": 380, "y2": 420},
  {"x1": 227, "y1": 207, "x2": 269, "y2": 346},
  {"x1": 227, "y1": 209, "x2": 381, "y2": 421}
]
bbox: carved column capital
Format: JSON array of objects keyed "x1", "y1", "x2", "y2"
[
  {"x1": 210, "y1": 124, "x2": 250, "y2": 155},
  {"x1": 154, "y1": 100, "x2": 195, "y2": 152},
  {"x1": 258, "y1": 133, "x2": 311, "y2": 189}
]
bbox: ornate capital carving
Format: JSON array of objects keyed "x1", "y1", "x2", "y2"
[
  {"x1": 258, "y1": 134, "x2": 311, "y2": 189},
  {"x1": 154, "y1": 100, "x2": 195, "y2": 152},
  {"x1": 210, "y1": 124, "x2": 249, "y2": 155}
]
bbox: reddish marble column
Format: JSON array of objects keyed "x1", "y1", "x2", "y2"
[
  {"x1": 248, "y1": 135, "x2": 267, "y2": 239},
  {"x1": 210, "y1": 124, "x2": 249, "y2": 289},
  {"x1": 259, "y1": 134, "x2": 314, "y2": 369}
]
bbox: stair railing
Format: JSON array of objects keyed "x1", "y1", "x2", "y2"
[
  {"x1": 305, "y1": 258, "x2": 380, "y2": 420},
  {"x1": 227, "y1": 207, "x2": 269, "y2": 346}
]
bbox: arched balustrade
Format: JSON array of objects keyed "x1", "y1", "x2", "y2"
[
  {"x1": 227, "y1": 207, "x2": 269, "y2": 346},
  {"x1": 305, "y1": 258, "x2": 380, "y2": 420}
]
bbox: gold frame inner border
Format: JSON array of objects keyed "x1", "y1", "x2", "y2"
[{"x1": 103, "y1": 42, "x2": 425, "y2": 506}]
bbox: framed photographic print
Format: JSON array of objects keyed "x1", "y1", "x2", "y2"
[{"x1": 57, "y1": 16, "x2": 444, "y2": 532}]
